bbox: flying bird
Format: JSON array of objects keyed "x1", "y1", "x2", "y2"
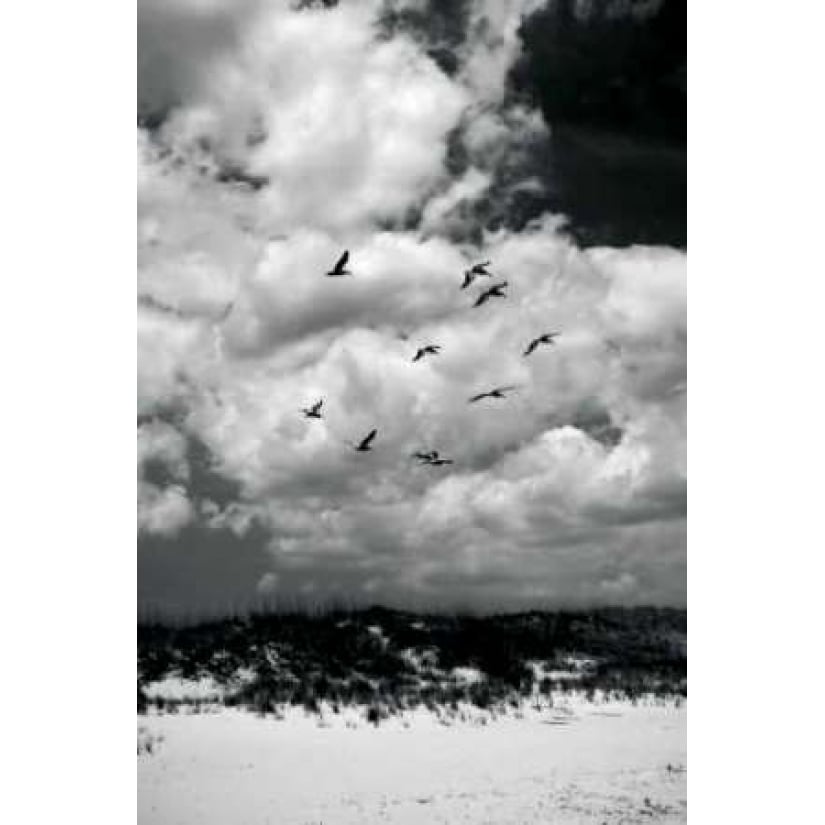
[
  {"x1": 412, "y1": 450, "x2": 438, "y2": 464},
  {"x1": 412, "y1": 449, "x2": 453, "y2": 466},
  {"x1": 460, "y1": 261, "x2": 493, "y2": 289},
  {"x1": 523, "y1": 331, "x2": 560, "y2": 356},
  {"x1": 302, "y1": 399, "x2": 323, "y2": 419},
  {"x1": 473, "y1": 281, "x2": 508, "y2": 307},
  {"x1": 468, "y1": 385, "x2": 517, "y2": 403},
  {"x1": 353, "y1": 429, "x2": 378, "y2": 452},
  {"x1": 412, "y1": 345, "x2": 441, "y2": 362},
  {"x1": 326, "y1": 250, "x2": 352, "y2": 277}
]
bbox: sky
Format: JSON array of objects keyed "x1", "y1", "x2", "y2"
[{"x1": 137, "y1": 0, "x2": 686, "y2": 617}]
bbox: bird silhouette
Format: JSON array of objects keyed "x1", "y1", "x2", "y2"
[
  {"x1": 412, "y1": 345, "x2": 441, "y2": 362},
  {"x1": 473, "y1": 281, "x2": 508, "y2": 307},
  {"x1": 302, "y1": 399, "x2": 323, "y2": 419},
  {"x1": 523, "y1": 331, "x2": 560, "y2": 356},
  {"x1": 468, "y1": 385, "x2": 517, "y2": 403},
  {"x1": 460, "y1": 261, "x2": 493, "y2": 289},
  {"x1": 326, "y1": 250, "x2": 351, "y2": 277},
  {"x1": 412, "y1": 449, "x2": 453, "y2": 466},
  {"x1": 353, "y1": 429, "x2": 378, "y2": 452},
  {"x1": 412, "y1": 450, "x2": 438, "y2": 463}
]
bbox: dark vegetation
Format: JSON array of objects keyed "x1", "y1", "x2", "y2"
[{"x1": 138, "y1": 606, "x2": 686, "y2": 717}]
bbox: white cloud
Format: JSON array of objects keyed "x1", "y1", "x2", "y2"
[
  {"x1": 137, "y1": 0, "x2": 686, "y2": 609},
  {"x1": 256, "y1": 571, "x2": 280, "y2": 596},
  {"x1": 420, "y1": 168, "x2": 492, "y2": 235},
  {"x1": 138, "y1": 482, "x2": 195, "y2": 536},
  {"x1": 137, "y1": 420, "x2": 190, "y2": 482},
  {"x1": 458, "y1": 0, "x2": 547, "y2": 106}
]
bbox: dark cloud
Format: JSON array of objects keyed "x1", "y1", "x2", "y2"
[
  {"x1": 507, "y1": 0, "x2": 686, "y2": 246},
  {"x1": 137, "y1": 0, "x2": 264, "y2": 124},
  {"x1": 377, "y1": 0, "x2": 472, "y2": 76},
  {"x1": 570, "y1": 400, "x2": 625, "y2": 448},
  {"x1": 138, "y1": 522, "x2": 274, "y2": 619},
  {"x1": 510, "y1": 0, "x2": 685, "y2": 143}
]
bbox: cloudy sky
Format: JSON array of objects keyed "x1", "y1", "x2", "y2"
[{"x1": 137, "y1": 0, "x2": 686, "y2": 617}]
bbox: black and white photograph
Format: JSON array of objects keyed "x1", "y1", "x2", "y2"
[{"x1": 137, "y1": 0, "x2": 686, "y2": 822}]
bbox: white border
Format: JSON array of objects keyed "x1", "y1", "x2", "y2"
[{"x1": 1, "y1": 2, "x2": 135, "y2": 823}]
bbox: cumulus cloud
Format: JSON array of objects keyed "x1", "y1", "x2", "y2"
[
  {"x1": 138, "y1": 420, "x2": 190, "y2": 482},
  {"x1": 137, "y1": 0, "x2": 686, "y2": 613},
  {"x1": 138, "y1": 483, "x2": 195, "y2": 537}
]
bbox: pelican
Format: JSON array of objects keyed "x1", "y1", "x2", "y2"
[
  {"x1": 302, "y1": 399, "x2": 323, "y2": 419},
  {"x1": 460, "y1": 260, "x2": 493, "y2": 289},
  {"x1": 412, "y1": 449, "x2": 439, "y2": 463},
  {"x1": 353, "y1": 429, "x2": 378, "y2": 452},
  {"x1": 412, "y1": 345, "x2": 441, "y2": 362},
  {"x1": 523, "y1": 331, "x2": 560, "y2": 356},
  {"x1": 468, "y1": 385, "x2": 517, "y2": 403},
  {"x1": 412, "y1": 450, "x2": 453, "y2": 466},
  {"x1": 326, "y1": 250, "x2": 352, "y2": 277},
  {"x1": 473, "y1": 281, "x2": 508, "y2": 307}
]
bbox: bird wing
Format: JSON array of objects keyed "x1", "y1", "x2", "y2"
[
  {"x1": 469, "y1": 392, "x2": 488, "y2": 403},
  {"x1": 524, "y1": 339, "x2": 538, "y2": 356},
  {"x1": 413, "y1": 350, "x2": 423, "y2": 361},
  {"x1": 460, "y1": 272, "x2": 473, "y2": 289},
  {"x1": 334, "y1": 250, "x2": 349, "y2": 272},
  {"x1": 473, "y1": 292, "x2": 489, "y2": 307},
  {"x1": 359, "y1": 429, "x2": 377, "y2": 449},
  {"x1": 312, "y1": 400, "x2": 323, "y2": 414}
]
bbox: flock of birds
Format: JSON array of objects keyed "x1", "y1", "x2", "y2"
[{"x1": 303, "y1": 252, "x2": 561, "y2": 465}]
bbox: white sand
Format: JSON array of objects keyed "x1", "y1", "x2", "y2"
[{"x1": 138, "y1": 699, "x2": 686, "y2": 824}]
